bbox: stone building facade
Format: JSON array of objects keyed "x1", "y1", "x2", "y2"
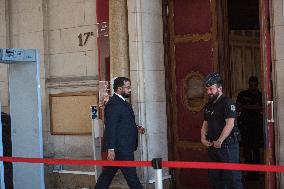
[{"x1": 0, "y1": 0, "x2": 284, "y2": 188}]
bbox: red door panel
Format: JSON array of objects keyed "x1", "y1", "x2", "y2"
[
  {"x1": 168, "y1": 0, "x2": 217, "y2": 188},
  {"x1": 96, "y1": 0, "x2": 110, "y2": 161},
  {"x1": 173, "y1": 0, "x2": 212, "y2": 34},
  {"x1": 97, "y1": 0, "x2": 110, "y2": 81},
  {"x1": 175, "y1": 41, "x2": 213, "y2": 141},
  {"x1": 179, "y1": 149, "x2": 209, "y2": 187},
  {"x1": 259, "y1": 0, "x2": 275, "y2": 188}
]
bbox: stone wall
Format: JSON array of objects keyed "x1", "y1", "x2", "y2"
[
  {"x1": 224, "y1": 1, "x2": 283, "y2": 187},
  {"x1": 271, "y1": 0, "x2": 284, "y2": 187},
  {"x1": 45, "y1": 0, "x2": 98, "y2": 187},
  {"x1": 44, "y1": 0, "x2": 98, "y2": 160},
  {"x1": 0, "y1": 0, "x2": 99, "y2": 187}
]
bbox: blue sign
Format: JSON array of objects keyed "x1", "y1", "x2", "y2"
[
  {"x1": 91, "y1": 105, "x2": 98, "y2": 119},
  {"x1": 0, "y1": 48, "x2": 36, "y2": 63}
]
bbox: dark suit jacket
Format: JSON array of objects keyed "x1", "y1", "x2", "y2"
[{"x1": 104, "y1": 94, "x2": 138, "y2": 153}]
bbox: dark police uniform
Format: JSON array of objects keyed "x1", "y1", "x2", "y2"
[
  {"x1": 237, "y1": 89, "x2": 263, "y2": 165},
  {"x1": 204, "y1": 94, "x2": 243, "y2": 189}
]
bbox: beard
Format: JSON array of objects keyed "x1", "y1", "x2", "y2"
[
  {"x1": 208, "y1": 92, "x2": 219, "y2": 102},
  {"x1": 121, "y1": 92, "x2": 131, "y2": 98}
]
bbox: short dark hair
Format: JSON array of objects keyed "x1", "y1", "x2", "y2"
[
  {"x1": 204, "y1": 72, "x2": 223, "y2": 88},
  {"x1": 216, "y1": 82, "x2": 223, "y2": 88},
  {"x1": 249, "y1": 76, "x2": 258, "y2": 84},
  {"x1": 113, "y1": 77, "x2": 130, "y2": 92}
]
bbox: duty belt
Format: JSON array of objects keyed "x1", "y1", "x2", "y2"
[{"x1": 223, "y1": 131, "x2": 241, "y2": 146}]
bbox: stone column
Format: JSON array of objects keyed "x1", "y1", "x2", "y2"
[
  {"x1": 271, "y1": 0, "x2": 284, "y2": 187},
  {"x1": 109, "y1": 0, "x2": 130, "y2": 78},
  {"x1": 127, "y1": 0, "x2": 168, "y2": 183}
]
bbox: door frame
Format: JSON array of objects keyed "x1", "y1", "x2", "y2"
[
  {"x1": 213, "y1": 0, "x2": 275, "y2": 188},
  {"x1": 259, "y1": 0, "x2": 276, "y2": 188},
  {"x1": 163, "y1": 0, "x2": 276, "y2": 188}
]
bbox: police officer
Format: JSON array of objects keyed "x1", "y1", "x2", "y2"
[
  {"x1": 201, "y1": 73, "x2": 243, "y2": 189},
  {"x1": 236, "y1": 76, "x2": 263, "y2": 179}
]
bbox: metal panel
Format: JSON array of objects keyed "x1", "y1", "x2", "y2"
[
  {"x1": 0, "y1": 48, "x2": 36, "y2": 63},
  {"x1": 0, "y1": 105, "x2": 5, "y2": 189},
  {"x1": 0, "y1": 48, "x2": 44, "y2": 189}
]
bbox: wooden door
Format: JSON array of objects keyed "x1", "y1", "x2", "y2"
[
  {"x1": 259, "y1": 0, "x2": 276, "y2": 188},
  {"x1": 96, "y1": 0, "x2": 110, "y2": 81},
  {"x1": 166, "y1": 0, "x2": 218, "y2": 188},
  {"x1": 96, "y1": 0, "x2": 110, "y2": 160}
]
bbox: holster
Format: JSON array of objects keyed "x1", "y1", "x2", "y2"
[{"x1": 223, "y1": 131, "x2": 241, "y2": 145}]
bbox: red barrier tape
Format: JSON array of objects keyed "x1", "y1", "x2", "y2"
[
  {"x1": 1, "y1": 156, "x2": 284, "y2": 172},
  {"x1": 162, "y1": 161, "x2": 284, "y2": 172},
  {"x1": 0, "y1": 156, "x2": 151, "y2": 167}
]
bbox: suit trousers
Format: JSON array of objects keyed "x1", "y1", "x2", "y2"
[{"x1": 94, "y1": 151, "x2": 142, "y2": 189}]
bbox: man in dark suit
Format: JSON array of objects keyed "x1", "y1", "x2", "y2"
[{"x1": 95, "y1": 77, "x2": 144, "y2": 189}]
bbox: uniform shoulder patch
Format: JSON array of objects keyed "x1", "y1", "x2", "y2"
[{"x1": 230, "y1": 105, "x2": 236, "y2": 112}]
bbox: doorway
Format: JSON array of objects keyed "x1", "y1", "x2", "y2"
[
  {"x1": 227, "y1": 0, "x2": 264, "y2": 188},
  {"x1": 164, "y1": 0, "x2": 274, "y2": 188}
]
